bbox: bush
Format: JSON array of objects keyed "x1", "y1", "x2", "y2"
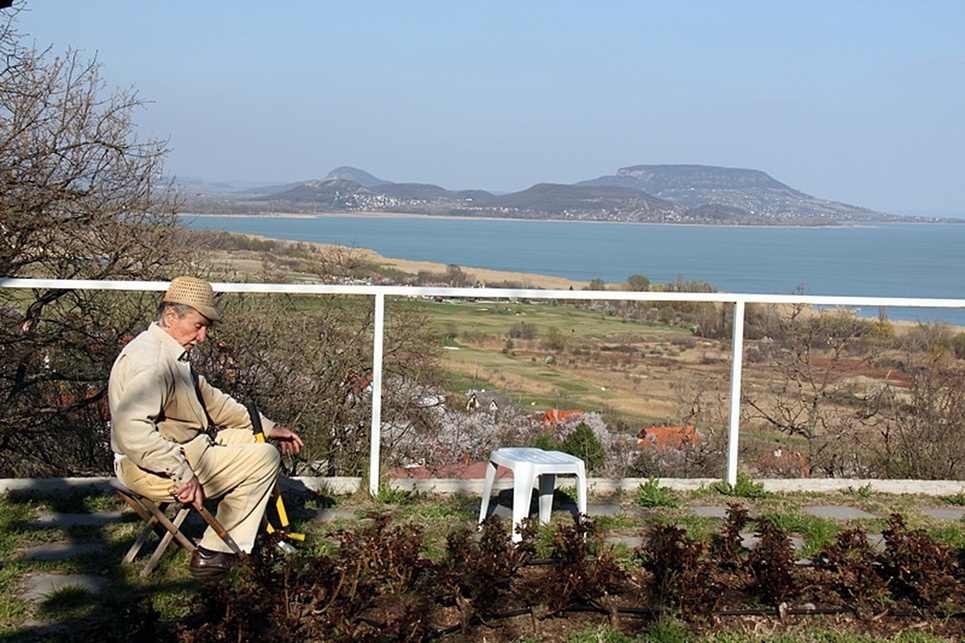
[
  {"x1": 711, "y1": 472, "x2": 768, "y2": 499},
  {"x1": 542, "y1": 326, "x2": 566, "y2": 351},
  {"x1": 530, "y1": 431, "x2": 558, "y2": 452},
  {"x1": 634, "y1": 477, "x2": 679, "y2": 508},
  {"x1": 952, "y1": 332, "x2": 965, "y2": 359},
  {"x1": 508, "y1": 321, "x2": 538, "y2": 340},
  {"x1": 559, "y1": 422, "x2": 607, "y2": 472}
]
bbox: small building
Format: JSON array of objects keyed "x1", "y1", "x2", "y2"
[
  {"x1": 541, "y1": 409, "x2": 583, "y2": 426},
  {"x1": 636, "y1": 425, "x2": 699, "y2": 451}
]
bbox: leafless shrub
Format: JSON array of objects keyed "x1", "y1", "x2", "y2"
[
  {"x1": 0, "y1": 10, "x2": 189, "y2": 475},
  {"x1": 863, "y1": 352, "x2": 965, "y2": 479},
  {"x1": 742, "y1": 307, "x2": 896, "y2": 476}
]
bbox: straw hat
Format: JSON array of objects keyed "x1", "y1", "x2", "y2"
[{"x1": 162, "y1": 277, "x2": 221, "y2": 322}]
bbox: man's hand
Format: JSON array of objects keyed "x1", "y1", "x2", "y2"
[
  {"x1": 172, "y1": 475, "x2": 205, "y2": 510},
  {"x1": 267, "y1": 425, "x2": 304, "y2": 457}
]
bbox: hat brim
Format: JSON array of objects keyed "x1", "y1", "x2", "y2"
[{"x1": 192, "y1": 303, "x2": 221, "y2": 323}]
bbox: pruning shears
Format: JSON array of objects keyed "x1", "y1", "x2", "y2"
[{"x1": 247, "y1": 401, "x2": 304, "y2": 553}]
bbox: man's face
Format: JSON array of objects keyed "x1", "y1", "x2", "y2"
[{"x1": 162, "y1": 307, "x2": 211, "y2": 352}]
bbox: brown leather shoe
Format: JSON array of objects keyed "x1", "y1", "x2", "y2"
[{"x1": 189, "y1": 546, "x2": 238, "y2": 579}]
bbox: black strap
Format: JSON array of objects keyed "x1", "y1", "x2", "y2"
[
  {"x1": 246, "y1": 401, "x2": 265, "y2": 439},
  {"x1": 190, "y1": 366, "x2": 217, "y2": 437}
]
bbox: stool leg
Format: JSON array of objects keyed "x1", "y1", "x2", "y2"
[
  {"x1": 537, "y1": 473, "x2": 556, "y2": 525},
  {"x1": 116, "y1": 490, "x2": 163, "y2": 563},
  {"x1": 124, "y1": 512, "x2": 160, "y2": 563},
  {"x1": 511, "y1": 469, "x2": 537, "y2": 542},
  {"x1": 113, "y1": 480, "x2": 207, "y2": 575},
  {"x1": 478, "y1": 460, "x2": 498, "y2": 526},
  {"x1": 576, "y1": 467, "x2": 587, "y2": 520},
  {"x1": 142, "y1": 501, "x2": 198, "y2": 553},
  {"x1": 141, "y1": 506, "x2": 192, "y2": 576},
  {"x1": 116, "y1": 490, "x2": 153, "y2": 525}
]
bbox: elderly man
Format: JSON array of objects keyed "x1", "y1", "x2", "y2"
[{"x1": 109, "y1": 276, "x2": 303, "y2": 578}]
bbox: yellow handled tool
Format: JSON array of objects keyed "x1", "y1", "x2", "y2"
[{"x1": 248, "y1": 402, "x2": 305, "y2": 550}]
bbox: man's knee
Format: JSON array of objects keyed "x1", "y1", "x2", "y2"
[
  {"x1": 254, "y1": 442, "x2": 281, "y2": 476},
  {"x1": 216, "y1": 428, "x2": 258, "y2": 446}
]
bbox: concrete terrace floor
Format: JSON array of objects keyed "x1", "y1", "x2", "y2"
[{"x1": 6, "y1": 475, "x2": 965, "y2": 607}]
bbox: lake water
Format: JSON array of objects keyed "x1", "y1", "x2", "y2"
[{"x1": 183, "y1": 215, "x2": 965, "y2": 325}]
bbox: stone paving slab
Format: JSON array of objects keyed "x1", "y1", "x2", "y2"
[
  {"x1": 553, "y1": 504, "x2": 582, "y2": 520},
  {"x1": 922, "y1": 507, "x2": 965, "y2": 521},
  {"x1": 740, "y1": 531, "x2": 806, "y2": 551},
  {"x1": 605, "y1": 535, "x2": 644, "y2": 548},
  {"x1": 485, "y1": 503, "x2": 513, "y2": 521},
  {"x1": 581, "y1": 503, "x2": 632, "y2": 517},
  {"x1": 25, "y1": 543, "x2": 106, "y2": 561},
  {"x1": 315, "y1": 508, "x2": 365, "y2": 522},
  {"x1": 691, "y1": 506, "x2": 728, "y2": 518},
  {"x1": 868, "y1": 533, "x2": 886, "y2": 551},
  {"x1": 33, "y1": 511, "x2": 124, "y2": 528},
  {"x1": 803, "y1": 505, "x2": 879, "y2": 520},
  {"x1": 20, "y1": 574, "x2": 108, "y2": 602}
]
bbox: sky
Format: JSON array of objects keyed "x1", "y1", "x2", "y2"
[{"x1": 12, "y1": 1, "x2": 965, "y2": 217}]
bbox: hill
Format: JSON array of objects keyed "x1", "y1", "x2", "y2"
[
  {"x1": 180, "y1": 164, "x2": 945, "y2": 225},
  {"x1": 578, "y1": 164, "x2": 885, "y2": 223}
]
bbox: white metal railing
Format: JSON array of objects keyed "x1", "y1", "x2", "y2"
[{"x1": 3, "y1": 277, "x2": 964, "y2": 494}]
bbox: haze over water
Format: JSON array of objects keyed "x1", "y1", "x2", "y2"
[{"x1": 184, "y1": 216, "x2": 965, "y2": 326}]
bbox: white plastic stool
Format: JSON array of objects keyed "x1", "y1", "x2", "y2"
[{"x1": 477, "y1": 447, "x2": 587, "y2": 542}]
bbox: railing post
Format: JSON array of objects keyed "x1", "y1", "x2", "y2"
[
  {"x1": 369, "y1": 292, "x2": 385, "y2": 497},
  {"x1": 726, "y1": 299, "x2": 746, "y2": 487}
]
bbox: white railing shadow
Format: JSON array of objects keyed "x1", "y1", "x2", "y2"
[{"x1": 4, "y1": 278, "x2": 964, "y2": 494}]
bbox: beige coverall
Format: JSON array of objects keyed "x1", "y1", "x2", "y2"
[{"x1": 109, "y1": 322, "x2": 279, "y2": 553}]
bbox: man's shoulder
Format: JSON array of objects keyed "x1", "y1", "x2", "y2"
[
  {"x1": 123, "y1": 326, "x2": 161, "y2": 349},
  {"x1": 116, "y1": 328, "x2": 170, "y2": 369}
]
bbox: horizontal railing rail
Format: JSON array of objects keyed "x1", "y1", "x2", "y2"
[{"x1": 4, "y1": 277, "x2": 964, "y2": 494}]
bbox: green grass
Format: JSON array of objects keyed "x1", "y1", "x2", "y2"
[
  {"x1": 927, "y1": 523, "x2": 965, "y2": 550},
  {"x1": 36, "y1": 585, "x2": 96, "y2": 618},
  {"x1": 704, "y1": 632, "x2": 954, "y2": 643},
  {"x1": 755, "y1": 510, "x2": 842, "y2": 555},
  {"x1": 439, "y1": 337, "x2": 633, "y2": 413},
  {"x1": 420, "y1": 298, "x2": 690, "y2": 416},
  {"x1": 418, "y1": 299, "x2": 681, "y2": 341}
]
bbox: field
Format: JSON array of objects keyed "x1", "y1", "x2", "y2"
[
  {"x1": 419, "y1": 297, "x2": 729, "y2": 422},
  {"x1": 208, "y1": 240, "x2": 740, "y2": 424}
]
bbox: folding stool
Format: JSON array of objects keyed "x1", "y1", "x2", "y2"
[{"x1": 110, "y1": 478, "x2": 241, "y2": 576}]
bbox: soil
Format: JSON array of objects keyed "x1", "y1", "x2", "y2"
[
  {"x1": 435, "y1": 611, "x2": 965, "y2": 642},
  {"x1": 384, "y1": 563, "x2": 965, "y2": 642}
]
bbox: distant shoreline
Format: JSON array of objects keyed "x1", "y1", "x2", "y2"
[
  {"x1": 179, "y1": 211, "x2": 916, "y2": 230},
  {"x1": 189, "y1": 213, "x2": 589, "y2": 290}
]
